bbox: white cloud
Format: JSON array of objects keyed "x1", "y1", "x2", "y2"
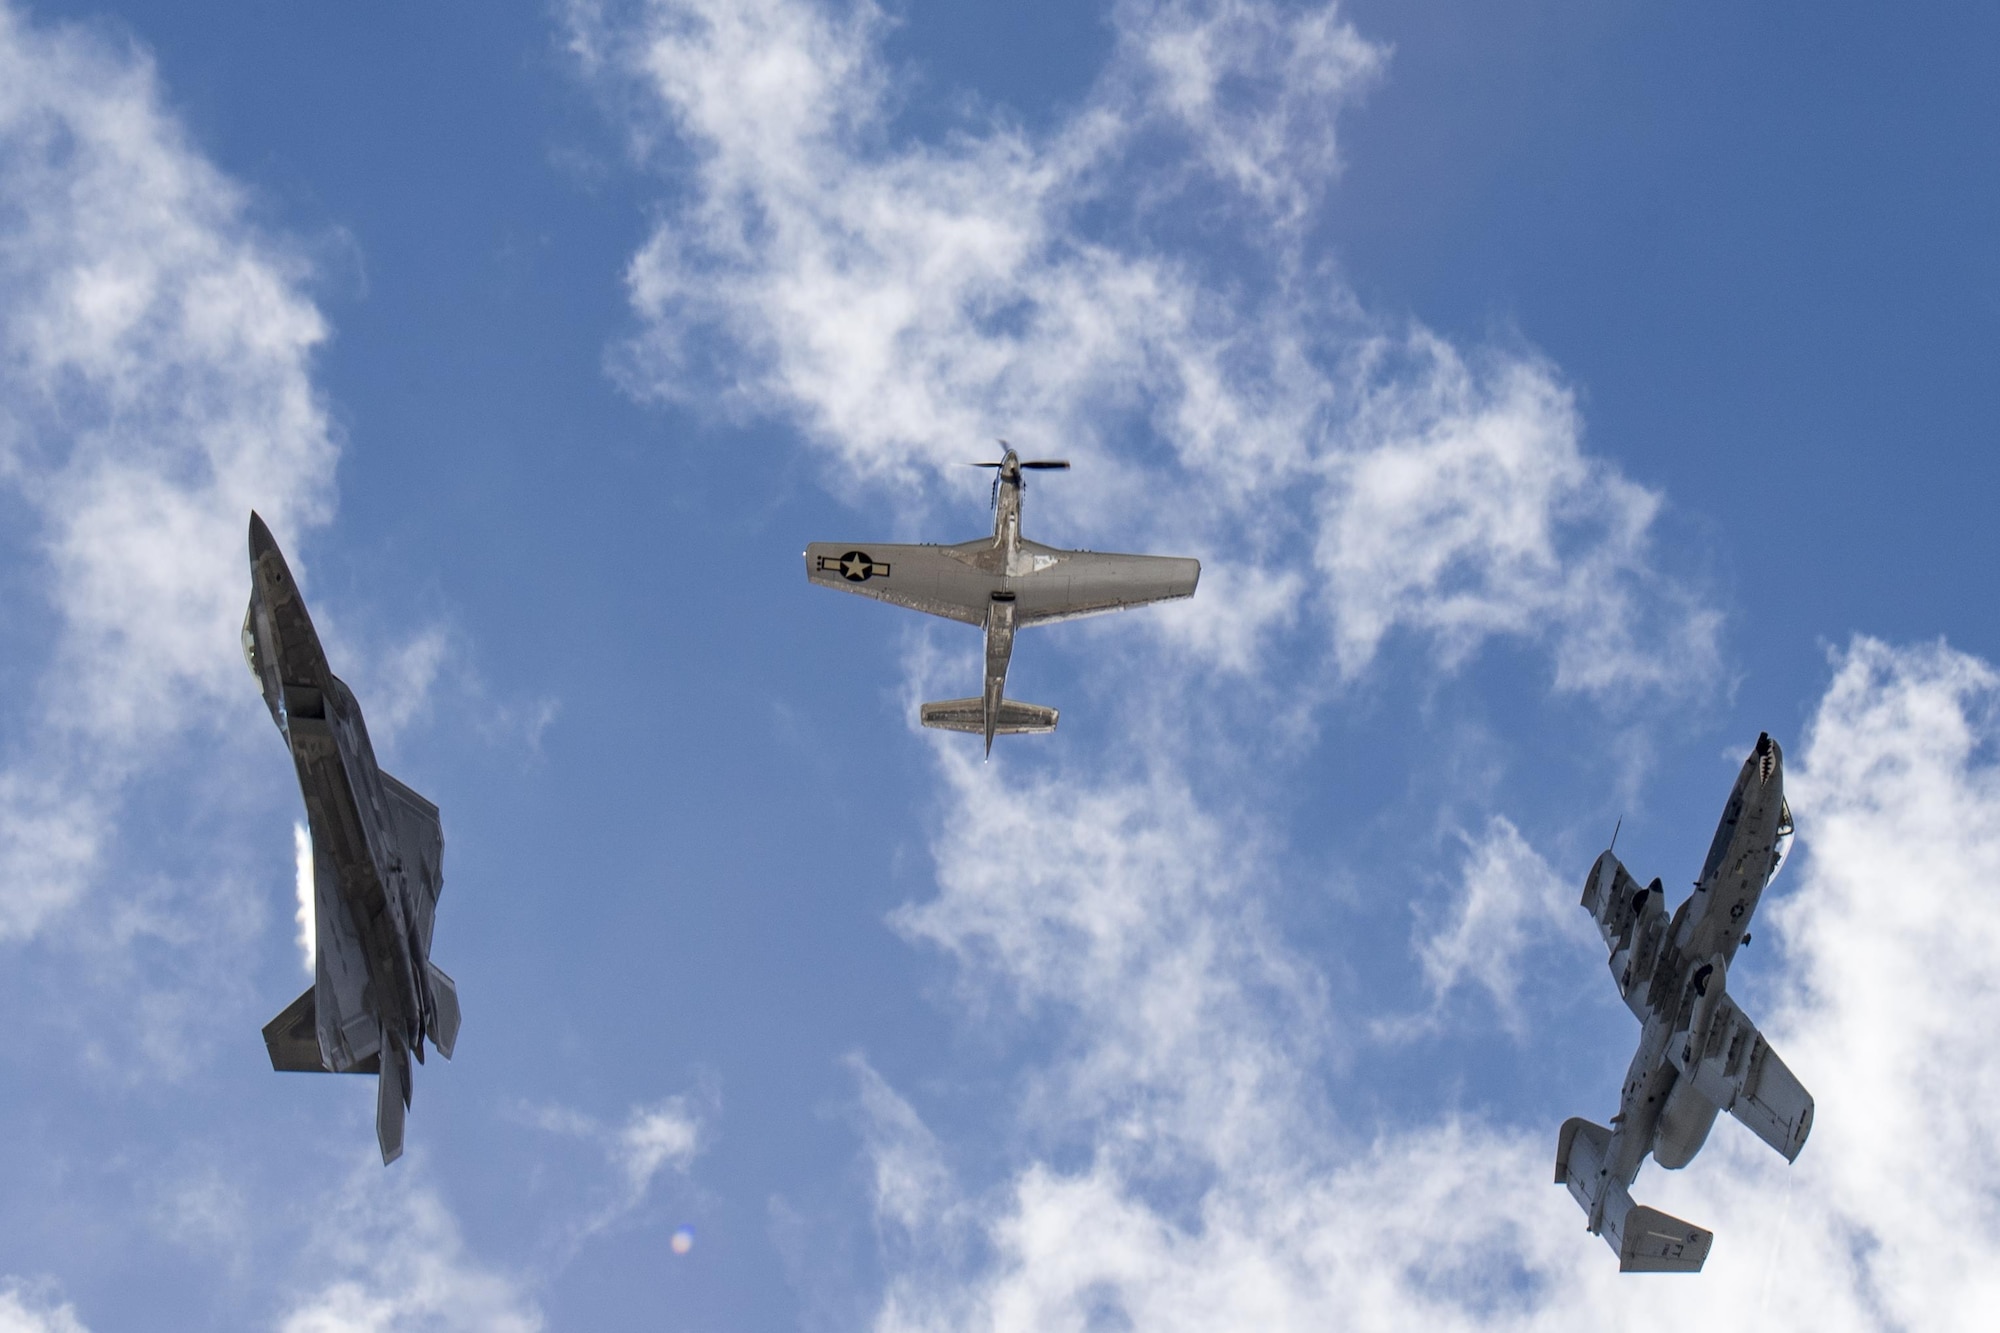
[
  {"x1": 522, "y1": 1092, "x2": 708, "y2": 1248},
  {"x1": 895, "y1": 747, "x2": 1327, "y2": 1176},
  {"x1": 575, "y1": 0, "x2": 1715, "y2": 697},
  {"x1": 582, "y1": 4, "x2": 2000, "y2": 1327},
  {"x1": 0, "y1": 2, "x2": 338, "y2": 937},
  {"x1": 277, "y1": 1169, "x2": 543, "y2": 1333},
  {"x1": 848, "y1": 1056, "x2": 955, "y2": 1241},
  {"x1": 0, "y1": 1285, "x2": 88, "y2": 1333},
  {"x1": 614, "y1": 1098, "x2": 703, "y2": 1200},
  {"x1": 1403, "y1": 815, "x2": 1588, "y2": 1035},
  {"x1": 1762, "y1": 635, "x2": 2000, "y2": 1328},
  {"x1": 1108, "y1": 0, "x2": 1385, "y2": 221},
  {"x1": 1325, "y1": 341, "x2": 1719, "y2": 691},
  {"x1": 855, "y1": 635, "x2": 2000, "y2": 1330}
]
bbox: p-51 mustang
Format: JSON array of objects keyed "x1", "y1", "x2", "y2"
[
  {"x1": 244, "y1": 513, "x2": 461, "y2": 1164},
  {"x1": 1556, "y1": 732, "x2": 1814, "y2": 1271},
  {"x1": 806, "y1": 447, "x2": 1199, "y2": 753}
]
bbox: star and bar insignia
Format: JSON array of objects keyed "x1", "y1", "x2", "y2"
[{"x1": 818, "y1": 550, "x2": 891, "y2": 583}]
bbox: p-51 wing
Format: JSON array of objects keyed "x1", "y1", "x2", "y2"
[{"x1": 805, "y1": 540, "x2": 1198, "y2": 626}]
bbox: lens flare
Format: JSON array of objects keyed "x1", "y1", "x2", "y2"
[{"x1": 670, "y1": 1226, "x2": 694, "y2": 1255}]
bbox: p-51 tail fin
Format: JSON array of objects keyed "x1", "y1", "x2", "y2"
[
  {"x1": 919, "y1": 697, "x2": 1058, "y2": 736},
  {"x1": 1556, "y1": 1117, "x2": 1711, "y2": 1272}
]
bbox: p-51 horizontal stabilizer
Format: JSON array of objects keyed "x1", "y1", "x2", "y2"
[{"x1": 920, "y1": 698, "x2": 1059, "y2": 735}]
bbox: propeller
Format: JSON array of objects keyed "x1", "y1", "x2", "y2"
[
  {"x1": 965, "y1": 442, "x2": 1070, "y2": 505},
  {"x1": 966, "y1": 437, "x2": 1071, "y2": 470}
]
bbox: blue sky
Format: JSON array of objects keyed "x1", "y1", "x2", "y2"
[{"x1": 1, "y1": 1, "x2": 1996, "y2": 1329}]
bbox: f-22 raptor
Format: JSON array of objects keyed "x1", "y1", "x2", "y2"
[
  {"x1": 1556, "y1": 732, "x2": 1814, "y2": 1271},
  {"x1": 806, "y1": 447, "x2": 1199, "y2": 753},
  {"x1": 243, "y1": 513, "x2": 461, "y2": 1164}
]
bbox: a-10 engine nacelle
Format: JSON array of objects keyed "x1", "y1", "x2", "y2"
[{"x1": 1655, "y1": 955, "x2": 1729, "y2": 1169}]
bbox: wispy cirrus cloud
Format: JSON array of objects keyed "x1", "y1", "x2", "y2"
[
  {"x1": 578, "y1": 2, "x2": 2000, "y2": 1327},
  {"x1": 520, "y1": 1089, "x2": 709, "y2": 1258},
  {"x1": 275, "y1": 1167, "x2": 544, "y2": 1333},
  {"x1": 1398, "y1": 815, "x2": 1593, "y2": 1037},
  {"x1": 572, "y1": 0, "x2": 1716, "y2": 699},
  {"x1": 0, "y1": 1, "x2": 337, "y2": 939},
  {"x1": 852, "y1": 636, "x2": 2000, "y2": 1330},
  {"x1": 0, "y1": 1284, "x2": 89, "y2": 1333}
]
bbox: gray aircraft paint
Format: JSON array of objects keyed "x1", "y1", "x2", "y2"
[
  {"x1": 1555, "y1": 733, "x2": 1814, "y2": 1271},
  {"x1": 244, "y1": 513, "x2": 461, "y2": 1165},
  {"x1": 805, "y1": 449, "x2": 1199, "y2": 753}
]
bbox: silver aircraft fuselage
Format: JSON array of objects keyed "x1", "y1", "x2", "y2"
[
  {"x1": 246, "y1": 512, "x2": 459, "y2": 1163},
  {"x1": 1599, "y1": 737, "x2": 1792, "y2": 1189},
  {"x1": 805, "y1": 449, "x2": 1200, "y2": 753},
  {"x1": 1557, "y1": 732, "x2": 1813, "y2": 1270}
]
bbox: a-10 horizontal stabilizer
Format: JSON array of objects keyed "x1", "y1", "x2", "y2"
[
  {"x1": 1613, "y1": 1206, "x2": 1713, "y2": 1274},
  {"x1": 919, "y1": 698, "x2": 1059, "y2": 735},
  {"x1": 1556, "y1": 1117, "x2": 1711, "y2": 1273}
]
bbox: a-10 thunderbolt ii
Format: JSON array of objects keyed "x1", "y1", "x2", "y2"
[
  {"x1": 242, "y1": 513, "x2": 461, "y2": 1164},
  {"x1": 805, "y1": 447, "x2": 1200, "y2": 753},
  {"x1": 1556, "y1": 732, "x2": 1813, "y2": 1271}
]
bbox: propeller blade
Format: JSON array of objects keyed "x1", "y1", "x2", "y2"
[
  {"x1": 965, "y1": 461, "x2": 1006, "y2": 469},
  {"x1": 1019, "y1": 460, "x2": 1070, "y2": 470}
]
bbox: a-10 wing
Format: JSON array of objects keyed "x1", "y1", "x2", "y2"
[
  {"x1": 1580, "y1": 850, "x2": 1671, "y2": 1020},
  {"x1": 1582, "y1": 852, "x2": 1815, "y2": 1164},
  {"x1": 804, "y1": 541, "x2": 1199, "y2": 627},
  {"x1": 1680, "y1": 990, "x2": 1815, "y2": 1163}
]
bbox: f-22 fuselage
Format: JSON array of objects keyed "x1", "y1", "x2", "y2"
[
  {"x1": 244, "y1": 513, "x2": 460, "y2": 1164},
  {"x1": 1557, "y1": 732, "x2": 1814, "y2": 1271}
]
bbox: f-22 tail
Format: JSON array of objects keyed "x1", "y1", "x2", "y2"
[
  {"x1": 1556, "y1": 1118, "x2": 1712, "y2": 1273},
  {"x1": 262, "y1": 986, "x2": 403, "y2": 1159},
  {"x1": 262, "y1": 960, "x2": 459, "y2": 1164}
]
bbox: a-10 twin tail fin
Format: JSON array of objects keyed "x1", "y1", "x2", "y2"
[{"x1": 1556, "y1": 1118, "x2": 1713, "y2": 1273}]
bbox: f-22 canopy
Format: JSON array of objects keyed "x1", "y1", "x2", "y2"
[{"x1": 806, "y1": 447, "x2": 1199, "y2": 753}]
